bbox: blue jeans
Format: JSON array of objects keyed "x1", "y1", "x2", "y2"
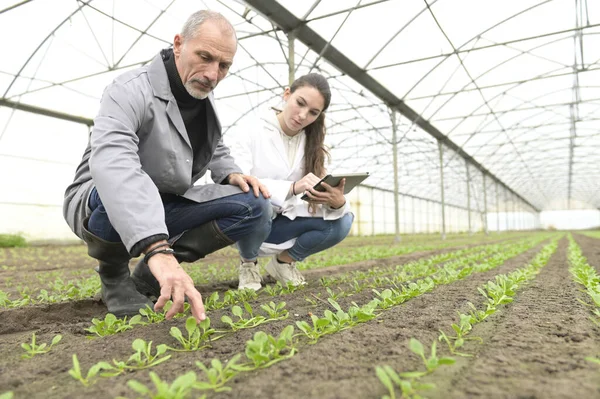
[
  {"x1": 264, "y1": 213, "x2": 354, "y2": 261},
  {"x1": 87, "y1": 188, "x2": 272, "y2": 261}
]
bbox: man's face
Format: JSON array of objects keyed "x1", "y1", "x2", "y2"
[{"x1": 173, "y1": 21, "x2": 236, "y2": 99}]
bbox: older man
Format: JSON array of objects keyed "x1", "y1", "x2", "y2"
[{"x1": 64, "y1": 10, "x2": 271, "y2": 321}]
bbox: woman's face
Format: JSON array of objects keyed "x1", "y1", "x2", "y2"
[{"x1": 280, "y1": 86, "x2": 325, "y2": 134}]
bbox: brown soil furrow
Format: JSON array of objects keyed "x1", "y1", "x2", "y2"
[
  {"x1": 425, "y1": 237, "x2": 600, "y2": 398},
  {"x1": 207, "y1": 242, "x2": 548, "y2": 398}
]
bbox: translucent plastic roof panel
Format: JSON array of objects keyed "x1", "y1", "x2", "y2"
[{"x1": 1, "y1": 0, "x2": 599, "y2": 213}]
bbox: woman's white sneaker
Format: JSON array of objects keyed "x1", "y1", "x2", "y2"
[{"x1": 264, "y1": 255, "x2": 306, "y2": 286}]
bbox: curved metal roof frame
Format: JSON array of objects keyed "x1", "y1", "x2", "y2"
[{"x1": 0, "y1": 0, "x2": 598, "y2": 213}]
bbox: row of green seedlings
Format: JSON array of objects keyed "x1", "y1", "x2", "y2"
[
  {"x1": 297, "y1": 232, "x2": 536, "y2": 272},
  {"x1": 85, "y1": 234, "x2": 550, "y2": 339},
  {"x1": 376, "y1": 239, "x2": 559, "y2": 399},
  {"x1": 74, "y1": 234, "x2": 551, "y2": 397},
  {"x1": 317, "y1": 236, "x2": 530, "y2": 288},
  {"x1": 317, "y1": 240, "x2": 534, "y2": 299},
  {"x1": 0, "y1": 232, "x2": 545, "y2": 309},
  {"x1": 296, "y1": 236, "x2": 548, "y2": 345},
  {"x1": 566, "y1": 234, "x2": 600, "y2": 369},
  {"x1": 292, "y1": 235, "x2": 552, "y2": 308},
  {"x1": 324, "y1": 235, "x2": 550, "y2": 311},
  {"x1": 11, "y1": 233, "x2": 548, "y2": 396},
  {"x1": 33, "y1": 237, "x2": 537, "y2": 397},
  {"x1": 0, "y1": 275, "x2": 100, "y2": 308},
  {"x1": 69, "y1": 316, "x2": 297, "y2": 397}
]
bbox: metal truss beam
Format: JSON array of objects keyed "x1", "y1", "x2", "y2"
[{"x1": 244, "y1": 0, "x2": 539, "y2": 212}]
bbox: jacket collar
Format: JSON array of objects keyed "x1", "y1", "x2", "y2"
[{"x1": 146, "y1": 52, "x2": 222, "y2": 148}]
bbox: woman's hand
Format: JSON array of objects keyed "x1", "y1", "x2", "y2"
[
  {"x1": 302, "y1": 178, "x2": 346, "y2": 209},
  {"x1": 292, "y1": 173, "x2": 322, "y2": 195}
]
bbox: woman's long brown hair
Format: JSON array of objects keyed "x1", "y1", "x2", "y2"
[{"x1": 289, "y1": 73, "x2": 331, "y2": 177}]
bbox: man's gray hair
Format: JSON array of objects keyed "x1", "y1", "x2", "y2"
[{"x1": 181, "y1": 10, "x2": 237, "y2": 41}]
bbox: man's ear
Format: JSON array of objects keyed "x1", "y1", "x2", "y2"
[{"x1": 173, "y1": 34, "x2": 183, "y2": 57}]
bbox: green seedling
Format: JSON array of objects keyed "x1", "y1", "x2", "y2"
[
  {"x1": 169, "y1": 316, "x2": 218, "y2": 351},
  {"x1": 376, "y1": 365, "x2": 435, "y2": 399},
  {"x1": 204, "y1": 291, "x2": 222, "y2": 310},
  {"x1": 263, "y1": 284, "x2": 282, "y2": 297},
  {"x1": 586, "y1": 356, "x2": 600, "y2": 367},
  {"x1": 400, "y1": 338, "x2": 455, "y2": 378},
  {"x1": 126, "y1": 371, "x2": 199, "y2": 399},
  {"x1": 241, "y1": 325, "x2": 296, "y2": 369},
  {"x1": 127, "y1": 339, "x2": 171, "y2": 369},
  {"x1": 0, "y1": 392, "x2": 13, "y2": 399},
  {"x1": 68, "y1": 354, "x2": 111, "y2": 386},
  {"x1": 86, "y1": 313, "x2": 147, "y2": 337},
  {"x1": 21, "y1": 333, "x2": 62, "y2": 359},
  {"x1": 195, "y1": 354, "x2": 243, "y2": 392},
  {"x1": 139, "y1": 301, "x2": 190, "y2": 323},
  {"x1": 260, "y1": 301, "x2": 289, "y2": 319},
  {"x1": 296, "y1": 314, "x2": 334, "y2": 343}
]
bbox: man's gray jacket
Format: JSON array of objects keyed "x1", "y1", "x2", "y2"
[{"x1": 63, "y1": 53, "x2": 243, "y2": 254}]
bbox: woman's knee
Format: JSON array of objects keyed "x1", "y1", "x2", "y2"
[{"x1": 332, "y1": 213, "x2": 354, "y2": 242}]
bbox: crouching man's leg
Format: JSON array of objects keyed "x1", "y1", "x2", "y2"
[
  {"x1": 82, "y1": 190, "x2": 154, "y2": 317},
  {"x1": 132, "y1": 191, "x2": 272, "y2": 299}
]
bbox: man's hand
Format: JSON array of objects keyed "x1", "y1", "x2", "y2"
[
  {"x1": 146, "y1": 252, "x2": 206, "y2": 321},
  {"x1": 227, "y1": 173, "x2": 270, "y2": 198},
  {"x1": 303, "y1": 178, "x2": 346, "y2": 209}
]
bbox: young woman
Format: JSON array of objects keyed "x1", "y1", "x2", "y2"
[{"x1": 230, "y1": 73, "x2": 354, "y2": 290}]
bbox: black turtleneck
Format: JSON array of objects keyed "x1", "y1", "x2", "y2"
[{"x1": 161, "y1": 48, "x2": 208, "y2": 165}]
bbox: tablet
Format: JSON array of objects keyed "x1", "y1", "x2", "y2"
[{"x1": 300, "y1": 172, "x2": 370, "y2": 200}]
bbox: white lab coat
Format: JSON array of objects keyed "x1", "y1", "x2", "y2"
[{"x1": 227, "y1": 110, "x2": 351, "y2": 255}]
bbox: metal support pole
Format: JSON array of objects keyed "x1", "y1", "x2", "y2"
[
  {"x1": 505, "y1": 186, "x2": 509, "y2": 231},
  {"x1": 512, "y1": 193, "x2": 517, "y2": 231},
  {"x1": 425, "y1": 200, "x2": 430, "y2": 234},
  {"x1": 412, "y1": 196, "x2": 416, "y2": 234},
  {"x1": 466, "y1": 161, "x2": 472, "y2": 234},
  {"x1": 438, "y1": 140, "x2": 446, "y2": 240},
  {"x1": 371, "y1": 188, "x2": 375, "y2": 235},
  {"x1": 391, "y1": 109, "x2": 401, "y2": 242},
  {"x1": 287, "y1": 31, "x2": 295, "y2": 85},
  {"x1": 483, "y1": 173, "x2": 489, "y2": 234},
  {"x1": 495, "y1": 181, "x2": 500, "y2": 233}
]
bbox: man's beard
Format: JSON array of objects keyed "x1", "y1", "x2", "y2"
[{"x1": 185, "y1": 78, "x2": 215, "y2": 100}]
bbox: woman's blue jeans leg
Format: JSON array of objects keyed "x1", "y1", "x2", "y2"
[{"x1": 264, "y1": 213, "x2": 354, "y2": 262}]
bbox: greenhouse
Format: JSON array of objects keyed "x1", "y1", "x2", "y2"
[{"x1": 0, "y1": 1, "x2": 599, "y2": 398}]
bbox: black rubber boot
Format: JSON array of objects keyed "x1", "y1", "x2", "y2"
[
  {"x1": 131, "y1": 220, "x2": 234, "y2": 299},
  {"x1": 81, "y1": 219, "x2": 154, "y2": 317}
]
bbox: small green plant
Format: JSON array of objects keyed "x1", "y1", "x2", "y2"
[
  {"x1": 169, "y1": 317, "x2": 219, "y2": 351},
  {"x1": 127, "y1": 339, "x2": 172, "y2": 369},
  {"x1": 68, "y1": 354, "x2": 111, "y2": 386},
  {"x1": 126, "y1": 371, "x2": 199, "y2": 399},
  {"x1": 195, "y1": 354, "x2": 243, "y2": 392},
  {"x1": 260, "y1": 301, "x2": 289, "y2": 319},
  {"x1": 0, "y1": 392, "x2": 14, "y2": 399},
  {"x1": 241, "y1": 325, "x2": 296, "y2": 369},
  {"x1": 586, "y1": 356, "x2": 600, "y2": 367},
  {"x1": 400, "y1": 338, "x2": 455, "y2": 378},
  {"x1": 376, "y1": 365, "x2": 435, "y2": 399},
  {"x1": 86, "y1": 313, "x2": 147, "y2": 337},
  {"x1": 21, "y1": 333, "x2": 62, "y2": 359}
]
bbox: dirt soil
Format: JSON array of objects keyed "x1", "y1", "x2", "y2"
[{"x1": 1, "y1": 234, "x2": 597, "y2": 399}]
